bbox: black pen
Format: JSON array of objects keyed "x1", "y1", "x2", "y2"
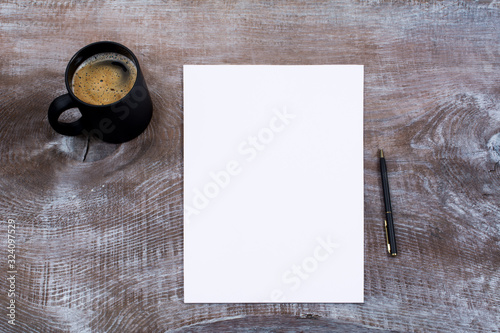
[{"x1": 380, "y1": 149, "x2": 397, "y2": 256}]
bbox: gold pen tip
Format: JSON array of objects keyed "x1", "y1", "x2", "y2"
[{"x1": 380, "y1": 149, "x2": 384, "y2": 158}]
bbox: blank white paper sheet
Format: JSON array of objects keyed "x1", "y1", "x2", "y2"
[{"x1": 183, "y1": 65, "x2": 364, "y2": 303}]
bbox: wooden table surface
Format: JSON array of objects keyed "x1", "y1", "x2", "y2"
[{"x1": 1, "y1": 0, "x2": 499, "y2": 332}]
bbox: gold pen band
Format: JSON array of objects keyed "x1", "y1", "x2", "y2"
[{"x1": 384, "y1": 219, "x2": 391, "y2": 254}]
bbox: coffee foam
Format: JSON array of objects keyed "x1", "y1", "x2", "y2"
[{"x1": 71, "y1": 52, "x2": 137, "y2": 106}]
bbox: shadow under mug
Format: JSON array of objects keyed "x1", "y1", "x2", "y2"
[{"x1": 48, "y1": 41, "x2": 153, "y2": 144}]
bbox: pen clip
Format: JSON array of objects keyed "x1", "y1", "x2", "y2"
[{"x1": 384, "y1": 220, "x2": 391, "y2": 254}]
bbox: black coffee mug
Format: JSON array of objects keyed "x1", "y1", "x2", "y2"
[{"x1": 48, "y1": 41, "x2": 153, "y2": 143}]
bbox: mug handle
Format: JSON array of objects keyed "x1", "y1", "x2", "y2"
[{"x1": 48, "y1": 94, "x2": 84, "y2": 136}]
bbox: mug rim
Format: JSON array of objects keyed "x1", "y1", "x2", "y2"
[{"x1": 64, "y1": 41, "x2": 141, "y2": 108}]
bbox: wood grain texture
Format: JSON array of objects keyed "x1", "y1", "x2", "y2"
[{"x1": 1, "y1": 0, "x2": 499, "y2": 332}]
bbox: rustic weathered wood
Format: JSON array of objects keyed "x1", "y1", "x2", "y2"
[{"x1": 1, "y1": 0, "x2": 499, "y2": 332}]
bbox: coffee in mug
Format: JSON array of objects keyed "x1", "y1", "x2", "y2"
[
  {"x1": 71, "y1": 52, "x2": 138, "y2": 106},
  {"x1": 48, "y1": 41, "x2": 153, "y2": 143}
]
